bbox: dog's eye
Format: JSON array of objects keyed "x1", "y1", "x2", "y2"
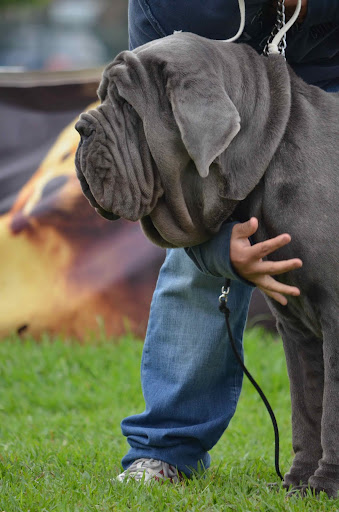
[{"x1": 123, "y1": 101, "x2": 139, "y2": 122}]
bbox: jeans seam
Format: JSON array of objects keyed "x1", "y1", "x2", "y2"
[{"x1": 138, "y1": 0, "x2": 168, "y2": 38}]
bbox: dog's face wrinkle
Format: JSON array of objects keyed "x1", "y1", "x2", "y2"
[
  {"x1": 123, "y1": 117, "x2": 159, "y2": 219},
  {"x1": 89, "y1": 105, "x2": 130, "y2": 213},
  {"x1": 84, "y1": 98, "x2": 163, "y2": 222},
  {"x1": 77, "y1": 108, "x2": 125, "y2": 215},
  {"x1": 134, "y1": 131, "x2": 162, "y2": 208},
  {"x1": 111, "y1": 78, "x2": 170, "y2": 215},
  {"x1": 121, "y1": 103, "x2": 164, "y2": 217},
  {"x1": 133, "y1": 53, "x2": 173, "y2": 121}
]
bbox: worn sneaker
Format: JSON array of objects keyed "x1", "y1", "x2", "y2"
[{"x1": 116, "y1": 458, "x2": 183, "y2": 483}]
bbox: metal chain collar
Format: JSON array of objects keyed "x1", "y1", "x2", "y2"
[{"x1": 263, "y1": 0, "x2": 287, "y2": 57}]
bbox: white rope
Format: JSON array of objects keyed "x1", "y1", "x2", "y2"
[
  {"x1": 222, "y1": 0, "x2": 302, "y2": 54},
  {"x1": 223, "y1": 0, "x2": 246, "y2": 42},
  {"x1": 267, "y1": 0, "x2": 302, "y2": 54}
]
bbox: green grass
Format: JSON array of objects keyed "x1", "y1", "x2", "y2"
[{"x1": 0, "y1": 328, "x2": 337, "y2": 511}]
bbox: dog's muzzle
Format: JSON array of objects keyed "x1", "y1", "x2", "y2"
[
  {"x1": 75, "y1": 119, "x2": 95, "y2": 142},
  {"x1": 75, "y1": 118, "x2": 120, "y2": 221}
]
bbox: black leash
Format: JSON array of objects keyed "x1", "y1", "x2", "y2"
[{"x1": 219, "y1": 278, "x2": 284, "y2": 481}]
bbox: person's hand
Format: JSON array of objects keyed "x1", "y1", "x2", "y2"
[
  {"x1": 283, "y1": 0, "x2": 308, "y2": 23},
  {"x1": 230, "y1": 218, "x2": 303, "y2": 306}
]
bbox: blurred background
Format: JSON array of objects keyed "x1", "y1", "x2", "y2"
[
  {"x1": 0, "y1": 0, "x2": 274, "y2": 341},
  {"x1": 0, "y1": 0, "x2": 128, "y2": 71}
]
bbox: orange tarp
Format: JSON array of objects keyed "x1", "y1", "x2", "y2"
[{"x1": 0, "y1": 104, "x2": 164, "y2": 340}]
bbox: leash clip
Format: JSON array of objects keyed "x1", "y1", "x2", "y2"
[{"x1": 219, "y1": 285, "x2": 230, "y2": 305}]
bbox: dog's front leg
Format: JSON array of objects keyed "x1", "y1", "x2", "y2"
[
  {"x1": 308, "y1": 328, "x2": 339, "y2": 498},
  {"x1": 278, "y1": 322, "x2": 324, "y2": 489}
]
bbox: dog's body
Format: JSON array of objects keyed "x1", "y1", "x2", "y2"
[{"x1": 75, "y1": 33, "x2": 339, "y2": 497}]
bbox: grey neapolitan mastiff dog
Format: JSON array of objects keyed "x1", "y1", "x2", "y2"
[{"x1": 75, "y1": 33, "x2": 339, "y2": 497}]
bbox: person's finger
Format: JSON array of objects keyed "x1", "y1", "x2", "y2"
[
  {"x1": 259, "y1": 287, "x2": 288, "y2": 306},
  {"x1": 254, "y1": 275, "x2": 301, "y2": 296},
  {"x1": 232, "y1": 217, "x2": 258, "y2": 240},
  {"x1": 246, "y1": 258, "x2": 303, "y2": 276},
  {"x1": 247, "y1": 233, "x2": 292, "y2": 260}
]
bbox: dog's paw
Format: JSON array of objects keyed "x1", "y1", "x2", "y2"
[
  {"x1": 285, "y1": 484, "x2": 328, "y2": 499},
  {"x1": 285, "y1": 480, "x2": 339, "y2": 500},
  {"x1": 308, "y1": 475, "x2": 339, "y2": 499},
  {"x1": 285, "y1": 484, "x2": 310, "y2": 499},
  {"x1": 283, "y1": 473, "x2": 310, "y2": 490},
  {"x1": 283, "y1": 462, "x2": 320, "y2": 489}
]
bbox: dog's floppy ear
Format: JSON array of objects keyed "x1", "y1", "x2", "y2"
[
  {"x1": 101, "y1": 50, "x2": 240, "y2": 178},
  {"x1": 167, "y1": 77, "x2": 240, "y2": 178}
]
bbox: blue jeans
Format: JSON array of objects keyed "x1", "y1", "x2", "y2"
[
  {"x1": 121, "y1": 0, "x2": 253, "y2": 475},
  {"x1": 121, "y1": 0, "x2": 339, "y2": 475},
  {"x1": 121, "y1": 246, "x2": 253, "y2": 474}
]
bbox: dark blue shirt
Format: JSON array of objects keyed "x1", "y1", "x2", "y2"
[{"x1": 135, "y1": 0, "x2": 339, "y2": 87}]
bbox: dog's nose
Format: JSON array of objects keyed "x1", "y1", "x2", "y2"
[{"x1": 75, "y1": 120, "x2": 95, "y2": 140}]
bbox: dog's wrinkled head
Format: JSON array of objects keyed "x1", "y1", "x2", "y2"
[
  {"x1": 75, "y1": 32, "x2": 243, "y2": 248},
  {"x1": 76, "y1": 32, "x2": 291, "y2": 248}
]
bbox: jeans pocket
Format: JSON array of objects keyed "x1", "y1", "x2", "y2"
[{"x1": 138, "y1": 0, "x2": 168, "y2": 38}]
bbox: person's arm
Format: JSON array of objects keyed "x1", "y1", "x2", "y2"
[
  {"x1": 186, "y1": 218, "x2": 302, "y2": 306},
  {"x1": 284, "y1": 0, "x2": 308, "y2": 22},
  {"x1": 185, "y1": 222, "x2": 254, "y2": 284}
]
